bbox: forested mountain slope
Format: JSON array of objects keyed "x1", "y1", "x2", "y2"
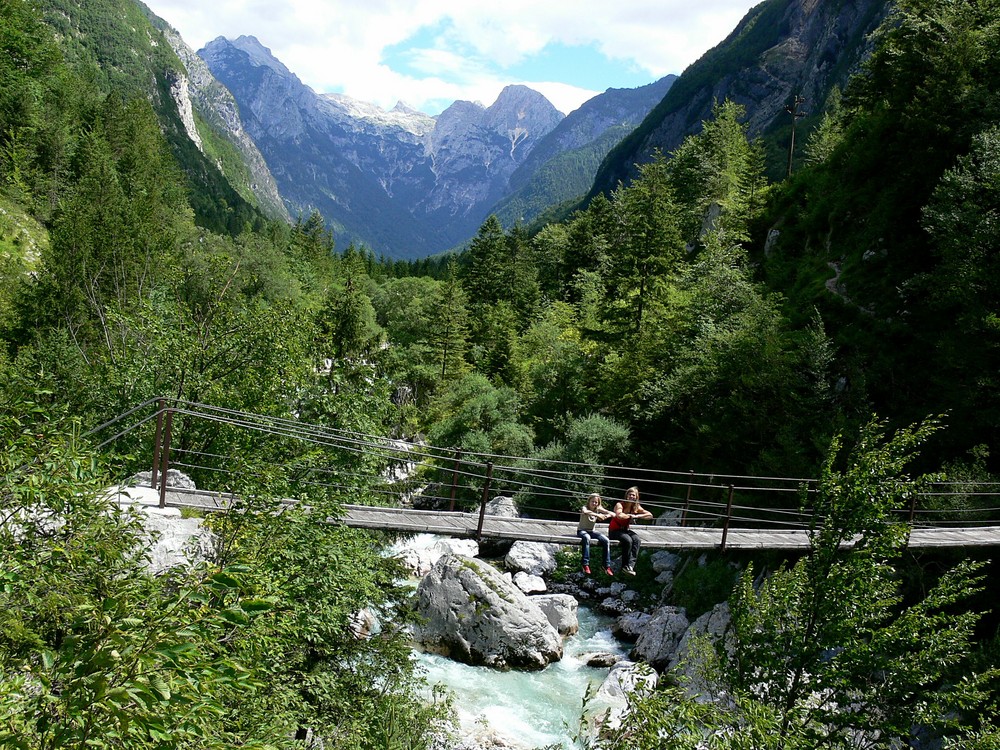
[
  {"x1": 35, "y1": 0, "x2": 285, "y2": 234},
  {"x1": 757, "y1": 0, "x2": 1000, "y2": 465},
  {"x1": 592, "y1": 0, "x2": 889, "y2": 193}
]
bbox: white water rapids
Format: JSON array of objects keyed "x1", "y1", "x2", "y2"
[{"x1": 415, "y1": 606, "x2": 628, "y2": 749}]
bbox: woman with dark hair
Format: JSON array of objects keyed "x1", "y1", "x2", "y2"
[{"x1": 608, "y1": 486, "x2": 652, "y2": 575}]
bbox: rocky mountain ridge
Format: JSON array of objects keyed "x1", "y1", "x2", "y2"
[{"x1": 196, "y1": 35, "x2": 668, "y2": 257}]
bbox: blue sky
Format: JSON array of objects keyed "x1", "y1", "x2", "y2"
[{"x1": 143, "y1": 1, "x2": 763, "y2": 115}]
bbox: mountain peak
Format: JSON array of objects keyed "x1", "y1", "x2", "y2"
[
  {"x1": 484, "y1": 84, "x2": 563, "y2": 140},
  {"x1": 200, "y1": 35, "x2": 294, "y2": 79}
]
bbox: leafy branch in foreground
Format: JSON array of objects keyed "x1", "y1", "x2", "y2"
[
  {"x1": 0, "y1": 399, "x2": 272, "y2": 749},
  {"x1": 0, "y1": 395, "x2": 446, "y2": 749}
]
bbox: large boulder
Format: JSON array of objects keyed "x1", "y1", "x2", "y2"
[
  {"x1": 669, "y1": 602, "x2": 733, "y2": 700},
  {"x1": 631, "y1": 606, "x2": 690, "y2": 670},
  {"x1": 669, "y1": 602, "x2": 732, "y2": 673},
  {"x1": 485, "y1": 495, "x2": 518, "y2": 517},
  {"x1": 532, "y1": 594, "x2": 579, "y2": 636},
  {"x1": 413, "y1": 554, "x2": 563, "y2": 670},
  {"x1": 478, "y1": 496, "x2": 519, "y2": 557},
  {"x1": 504, "y1": 541, "x2": 560, "y2": 576}
]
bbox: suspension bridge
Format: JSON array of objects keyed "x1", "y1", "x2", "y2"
[{"x1": 89, "y1": 398, "x2": 1000, "y2": 551}]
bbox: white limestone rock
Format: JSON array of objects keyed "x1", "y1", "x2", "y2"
[
  {"x1": 532, "y1": 593, "x2": 579, "y2": 636},
  {"x1": 413, "y1": 554, "x2": 562, "y2": 670},
  {"x1": 613, "y1": 611, "x2": 652, "y2": 641},
  {"x1": 650, "y1": 550, "x2": 681, "y2": 573},
  {"x1": 669, "y1": 602, "x2": 733, "y2": 698},
  {"x1": 513, "y1": 571, "x2": 547, "y2": 594},
  {"x1": 504, "y1": 540, "x2": 560, "y2": 576},
  {"x1": 107, "y1": 485, "x2": 215, "y2": 574},
  {"x1": 391, "y1": 534, "x2": 479, "y2": 577},
  {"x1": 592, "y1": 661, "x2": 659, "y2": 731},
  {"x1": 485, "y1": 495, "x2": 519, "y2": 517}
]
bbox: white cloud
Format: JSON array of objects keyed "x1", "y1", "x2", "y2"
[
  {"x1": 524, "y1": 83, "x2": 602, "y2": 117},
  {"x1": 145, "y1": 0, "x2": 760, "y2": 114}
]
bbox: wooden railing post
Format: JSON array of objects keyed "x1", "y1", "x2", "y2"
[
  {"x1": 150, "y1": 399, "x2": 165, "y2": 490},
  {"x1": 908, "y1": 491, "x2": 918, "y2": 524},
  {"x1": 681, "y1": 469, "x2": 694, "y2": 527},
  {"x1": 476, "y1": 462, "x2": 494, "y2": 541},
  {"x1": 720, "y1": 484, "x2": 735, "y2": 552},
  {"x1": 157, "y1": 409, "x2": 175, "y2": 509},
  {"x1": 448, "y1": 450, "x2": 462, "y2": 512}
]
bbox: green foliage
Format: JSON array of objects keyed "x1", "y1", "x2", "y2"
[
  {"x1": 0, "y1": 392, "x2": 444, "y2": 749},
  {"x1": 669, "y1": 557, "x2": 739, "y2": 620},
  {"x1": 204, "y1": 469, "x2": 443, "y2": 748},
  {"x1": 511, "y1": 302, "x2": 591, "y2": 443},
  {"x1": 461, "y1": 215, "x2": 508, "y2": 306},
  {"x1": 372, "y1": 270, "x2": 470, "y2": 403},
  {"x1": 917, "y1": 124, "x2": 1000, "y2": 450},
  {"x1": 426, "y1": 372, "x2": 533, "y2": 457},
  {"x1": 618, "y1": 417, "x2": 998, "y2": 749},
  {"x1": 668, "y1": 100, "x2": 769, "y2": 247},
  {"x1": 600, "y1": 153, "x2": 684, "y2": 339},
  {"x1": 317, "y1": 253, "x2": 383, "y2": 363},
  {"x1": 0, "y1": 400, "x2": 268, "y2": 748},
  {"x1": 513, "y1": 413, "x2": 631, "y2": 518},
  {"x1": 803, "y1": 86, "x2": 846, "y2": 166}
]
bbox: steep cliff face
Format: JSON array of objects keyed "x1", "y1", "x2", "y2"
[
  {"x1": 160, "y1": 27, "x2": 289, "y2": 221},
  {"x1": 592, "y1": 0, "x2": 890, "y2": 195},
  {"x1": 420, "y1": 86, "x2": 564, "y2": 221},
  {"x1": 200, "y1": 36, "x2": 427, "y2": 253}
]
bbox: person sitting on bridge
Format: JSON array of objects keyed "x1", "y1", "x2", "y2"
[
  {"x1": 609, "y1": 486, "x2": 652, "y2": 575},
  {"x1": 576, "y1": 493, "x2": 614, "y2": 576}
]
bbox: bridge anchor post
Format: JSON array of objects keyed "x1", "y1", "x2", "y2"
[
  {"x1": 476, "y1": 462, "x2": 494, "y2": 541},
  {"x1": 151, "y1": 399, "x2": 165, "y2": 490},
  {"x1": 719, "y1": 484, "x2": 735, "y2": 552},
  {"x1": 157, "y1": 409, "x2": 174, "y2": 509},
  {"x1": 448, "y1": 450, "x2": 462, "y2": 512},
  {"x1": 681, "y1": 470, "x2": 694, "y2": 527}
]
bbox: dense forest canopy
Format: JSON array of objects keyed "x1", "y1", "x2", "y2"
[{"x1": 2, "y1": 0, "x2": 1000, "y2": 747}]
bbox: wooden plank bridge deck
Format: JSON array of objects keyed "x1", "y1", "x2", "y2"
[{"x1": 159, "y1": 489, "x2": 1000, "y2": 550}]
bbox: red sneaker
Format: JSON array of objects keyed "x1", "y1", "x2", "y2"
[
  {"x1": 583, "y1": 565, "x2": 591, "y2": 575},
  {"x1": 605, "y1": 567, "x2": 614, "y2": 576}
]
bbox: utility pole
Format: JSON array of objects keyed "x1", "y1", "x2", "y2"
[{"x1": 785, "y1": 95, "x2": 806, "y2": 177}]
